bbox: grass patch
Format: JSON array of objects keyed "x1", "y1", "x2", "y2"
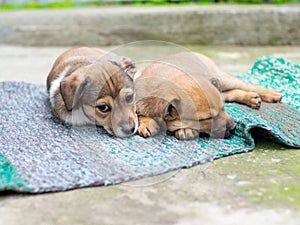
[
  {"x1": 0, "y1": 2, "x2": 98, "y2": 10},
  {"x1": 1, "y1": 1, "x2": 299, "y2": 10},
  {"x1": 0, "y1": 1, "x2": 189, "y2": 10}
]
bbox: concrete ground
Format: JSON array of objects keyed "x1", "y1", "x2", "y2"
[{"x1": 0, "y1": 45, "x2": 300, "y2": 225}]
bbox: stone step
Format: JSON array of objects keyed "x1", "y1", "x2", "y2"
[{"x1": 1, "y1": 5, "x2": 300, "y2": 46}]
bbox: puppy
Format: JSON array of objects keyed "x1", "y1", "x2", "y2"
[
  {"x1": 135, "y1": 52, "x2": 283, "y2": 140},
  {"x1": 47, "y1": 47, "x2": 138, "y2": 137}
]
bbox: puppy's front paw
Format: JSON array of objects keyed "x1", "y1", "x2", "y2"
[
  {"x1": 174, "y1": 128, "x2": 199, "y2": 140},
  {"x1": 246, "y1": 92, "x2": 262, "y2": 109},
  {"x1": 137, "y1": 116, "x2": 160, "y2": 138},
  {"x1": 259, "y1": 89, "x2": 283, "y2": 103}
]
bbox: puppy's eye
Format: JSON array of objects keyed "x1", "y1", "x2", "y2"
[
  {"x1": 97, "y1": 105, "x2": 111, "y2": 113},
  {"x1": 125, "y1": 94, "x2": 134, "y2": 104}
]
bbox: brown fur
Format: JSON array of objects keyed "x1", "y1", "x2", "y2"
[
  {"x1": 135, "y1": 52, "x2": 283, "y2": 140},
  {"x1": 47, "y1": 47, "x2": 138, "y2": 137}
]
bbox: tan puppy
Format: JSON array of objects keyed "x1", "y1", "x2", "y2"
[
  {"x1": 135, "y1": 52, "x2": 282, "y2": 140},
  {"x1": 47, "y1": 47, "x2": 138, "y2": 137}
]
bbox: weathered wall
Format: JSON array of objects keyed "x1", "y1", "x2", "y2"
[{"x1": 1, "y1": 6, "x2": 300, "y2": 46}]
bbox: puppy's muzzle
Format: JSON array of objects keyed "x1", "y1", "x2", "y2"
[
  {"x1": 211, "y1": 122, "x2": 236, "y2": 139},
  {"x1": 121, "y1": 123, "x2": 136, "y2": 136},
  {"x1": 113, "y1": 119, "x2": 138, "y2": 138}
]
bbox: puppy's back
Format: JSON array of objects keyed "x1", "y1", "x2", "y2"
[{"x1": 136, "y1": 52, "x2": 224, "y2": 119}]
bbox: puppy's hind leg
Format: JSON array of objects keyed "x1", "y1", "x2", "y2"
[
  {"x1": 250, "y1": 86, "x2": 283, "y2": 103},
  {"x1": 219, "y1": 72, "x2": 283, "y2": 104},
  {"x1": 223, "y1": 89, "x2": 262, "y2": 109}
]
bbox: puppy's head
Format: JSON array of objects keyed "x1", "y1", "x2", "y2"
[
  {"x1": 161, "y1": 78, "x2": 236, "y2": 139},
  {"x1": 136, "y1": 52, "x2": 236, "y2": 139},
  {"x1": 60, "y1": 55, "x2": 138, "y2": 137}
]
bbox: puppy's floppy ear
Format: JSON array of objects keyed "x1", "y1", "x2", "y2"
[
  {"x1": 60, "y1": 74, "x2": 91, "y2": 111},
  {"x1": 210, "y1": 78, "x2": 222, "y2": 92},
  {"x1": 109, "y1": 56, "x2": 137, "y2": 79},
  {"x1": 164, "y1": 98, "x2": 180, "y2": 121}
]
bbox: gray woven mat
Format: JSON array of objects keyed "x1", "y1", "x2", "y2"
[{"x1": 0, "y1": 56, "x2": 299, "y2": 193}]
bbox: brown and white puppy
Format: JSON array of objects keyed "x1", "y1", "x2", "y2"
[
  {"x1": 135, "y1": 52, "x2": 282, "y2": 140},
  {"x1": 47, "y1": 47, "x2": 138, "y2": 137}
]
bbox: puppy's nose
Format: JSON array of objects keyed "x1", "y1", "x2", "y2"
[
  {"x1": 224, "y1": 123, "x2": 236, "y2": 139},
  {"x1": 122, "y1": 124, "x2": 136, "y2": 136},
  {"x1": 130, "y1": 125, "x2": 136, "y2": 134}
]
